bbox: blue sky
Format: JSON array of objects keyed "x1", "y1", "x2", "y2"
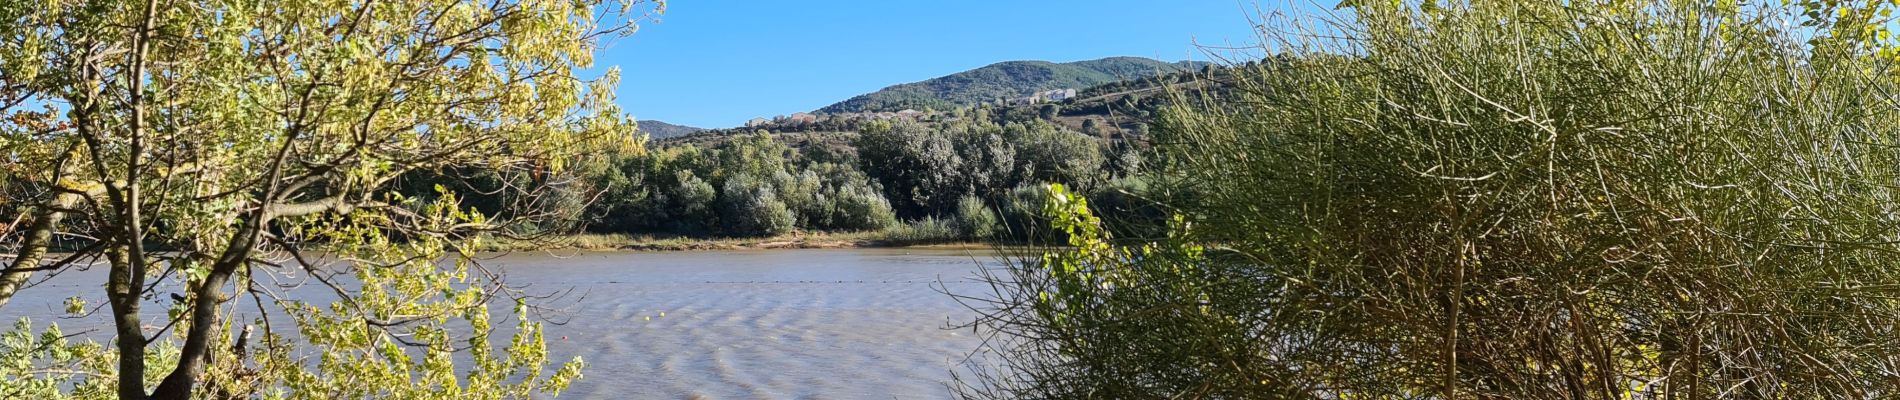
[{"x1": 599, "y1": 1, "x2": 1284, "y2": 128}]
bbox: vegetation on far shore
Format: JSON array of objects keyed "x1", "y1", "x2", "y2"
[
  {"x1": 406, "y1": 84, "x2": 1185, "y2": 250},
  {"x1": 472, "y1": 230, "x2": 994, "y2": 252}
]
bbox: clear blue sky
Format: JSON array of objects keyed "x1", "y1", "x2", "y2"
[{"x1": 599, "y1": 1, "x2": 1286, "y2": 128}]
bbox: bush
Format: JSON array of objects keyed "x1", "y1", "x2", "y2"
[
  {"x1": 668, "y1": 170, "x2": 718, "y2": 233},
  {"x1": 827, "y1": 183, "x2": 899, "y2": 231},
  {"x1": 1085, "y1": 177, "x2": 1166, "y2": 240},
  {"x1": 718, "y1": 174, "x2": 795, "y2": 237},
  {"x1": 994, "y1": 184, "x2": 1052, "y2": 242},
  {"x1": 882, "y1": 217, "x2": 959, "y2": 245},
  {"x1": 953, "y1": 195, "x2": 998, "y2": 240},
  {"x1": 771, "y1": 169, "x2": 823, "y2": 227},
  {"x1": 960, "y1": 2, "x2": 1900, "y2": 399},
  {"x1": 1008, "y1": 121, "x2": 1103, "y2": 191},
  {"x1": 856, "y1": 121, "x2": 964, "y2": 216}
]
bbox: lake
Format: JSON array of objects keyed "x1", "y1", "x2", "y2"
[{"x1": 2, "y1": 248, "x2": 1004, "y2": 399}]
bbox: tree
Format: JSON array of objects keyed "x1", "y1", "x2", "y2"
[
  {"x1": 855, "y1": 121, "x2": 967, "y2": 217},
  {"x1": 668, "y1": 170, "x2": 719, "y2": 232},
  {"x1": 961, "y1": 1, "x2": 1900, "y2": 398},
  {"x1": 825, "y1": 182, "x2": 898, "y2": 231},
  {"x1": 1011, "y1": 122, "x2": 1103, "y2": 190},
  {"x1": 0, "y1": 0, "x2": 663, "y2": 398},
  {"x1": 719, "y1": 174, "x2": 796, "y2": 237}
]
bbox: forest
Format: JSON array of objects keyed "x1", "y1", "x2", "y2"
[{"x1": 396, "y1": 82, "x2": 1178, "y2": 247}]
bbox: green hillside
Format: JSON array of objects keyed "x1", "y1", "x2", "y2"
[{"x1": 816, "y1": 56, "x2": 1203, "y2": 113}]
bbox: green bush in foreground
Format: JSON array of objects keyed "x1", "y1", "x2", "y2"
[{"x1": 961, "y1": 1, "x2": 1900, "y2": 398}]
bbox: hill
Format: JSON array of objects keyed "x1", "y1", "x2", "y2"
[
  {"x1": 816, "y1": 57, "x2": 1205, "y2": 114},
  {"x1": 637, "y1": 120, "x2": 706, "y2": 139}
]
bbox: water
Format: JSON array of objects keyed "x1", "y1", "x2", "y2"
[{"x1": 2, "y1": 248, "x2": 1002, "y2": 399}]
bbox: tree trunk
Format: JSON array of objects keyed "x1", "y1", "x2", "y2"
[
  {"x1": 106, "y1": 244, "x2": 146, "y2": 400},
  {"x1": 118, "y1": 0, "x2": 161, "y2": 397},
  {"x1": 151, "y1": 215, "x2": 261, "y2": 400}
]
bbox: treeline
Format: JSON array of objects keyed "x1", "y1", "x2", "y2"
[
  {"x1": 576, "y1": 132, "x2": 896, "y2": 237},
  {"x1": 383, "y1": 65, "x2": 1216, "y2": 245},
  {"x1": 545, "y1": 116, "x2": 1150, "y2": 242}
]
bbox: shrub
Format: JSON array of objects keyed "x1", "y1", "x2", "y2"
[
  {"x1": 882, "y1": 217, "x2": 959, "y2": 245},
  {"x1": 959, "y1": 2, "x2": 1900, "y2": 399},
  {"x1": 995, "y1": 184, "x2": 1053, "y2": 242},
  {"x1": 1008, "y1": 121, "x2": 1104, "y2": 191},
  {"x1": 1085, "y1": 176, "x2": 1167, "y2": 241},
  {"x1": 953, "y1": 194, "x2": 998, "y2": 240},
  {"x1": 668, "y1": 170, "x2": 718, "y2": 233},
  {"x1": 771, "y1": 169, "x2": 823, "y2": 227},
  {"x1": 827, "y1": 183, "x2": 899, "y2": 231},
  {"x1": 718, "y1": 174, "x2": 796, "y2": 237}
]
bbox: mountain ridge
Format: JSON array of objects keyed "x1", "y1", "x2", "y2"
[
  {"x1": 637, "y1": 120, "x2": 706, "y2": 139},
  {"x1": 815, "y1": 56, "x2": 1206, "y2": 114}
]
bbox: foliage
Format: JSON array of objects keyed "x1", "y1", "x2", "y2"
[
  {"x1": 0, "y1": 0, "x2": 663, "y2": 398},
  {"x1": 1086, "y1": 176, "x2": 1168, "y2": 240},
  {"x1": 1007, "y1": 122, "x2": 1104, "y2": 188},
  {"x1": 855, "y1": 121, "x2": 974, "y2": 216},
  {"x1": 960, "y1": 1, "x2": 1900, "y2": 398},
  {"x1": 579, "y1": 133, "x2": 903, "y2": 236},
  {"x1": 818, "y1": 174, "x2": 900, "y2": 232},
  {"x1": 718, "y1": 173, "x2": 797, "y2": 237},
  {"x1": 953, "y1": 195, "x2": 999, "y2": 240},
  {"x1": 855, "y1": 119, "x2": 1104, "y2": 218},
  {"x1": 993, "y1": 184, "x2": 1053, "y2": 242},
  {"x1": 881, "y1": 217, "x2": 961, "y2": 245},
  {"x1": 0, "y1": 319, "x2": 119, "y2": 399},
  {"x1": 957, "y1": 185, "x2": 1261, "y2": 398}
]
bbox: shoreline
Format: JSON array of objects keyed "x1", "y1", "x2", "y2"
[{"x1": 475, "y1": 232, "x2": 999, "y2": 252}]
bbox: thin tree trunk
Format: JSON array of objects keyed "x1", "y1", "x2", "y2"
[
  {"x1": 150, "y1": 214, "x2": 260, "y2": 400},
  {"x1": 104, "y1": 0, "x2": 164, "y2": 396}
]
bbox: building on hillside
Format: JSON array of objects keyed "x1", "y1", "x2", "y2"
[
  {"x1": 788, "y1": 112, "x2": 819, "y2": 124},
  {"x1": 1011, "y1": 89, "x2": 1078, "y2": 106},
  {"x1": 825, "y1": 110, "x2": 927, "y2": 121},
  {"x1": 746, "y1": 117, "x2": 769, "y2": 128},
  {"x1": 1050, "y1": 89, "x2": 1077, "y2": 101}
]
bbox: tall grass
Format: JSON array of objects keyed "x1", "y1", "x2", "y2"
[{"x1": 958, "y1": 1, "x2": 1900, "y2": 398}]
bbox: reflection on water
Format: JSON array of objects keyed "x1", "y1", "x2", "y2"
[{"x1": 2, "y1": 248, "x2": 1000, "y2": 399}]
